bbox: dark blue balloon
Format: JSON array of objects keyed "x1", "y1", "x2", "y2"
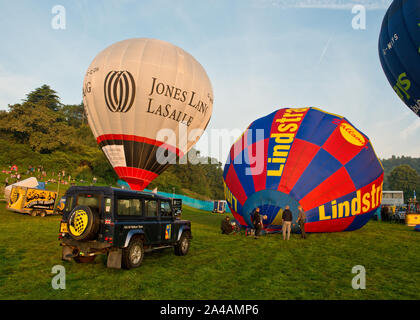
[{"x1": 379, "y1": 0, "x2": 420, "y2": 117}]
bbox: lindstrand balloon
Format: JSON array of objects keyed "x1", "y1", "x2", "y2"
[
  {"x1": 223, "y1": 107, "x2": 384, "y2": 233},
  {"x1": 83, "y1": 38, "x2": 213, "y2": 190},
  {"x1": 378, "y1": 0, "x2": 420, "y2": 117}
]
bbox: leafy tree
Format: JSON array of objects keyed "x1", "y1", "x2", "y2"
[
  {"x1": 0, "y1": 102, "x2": 77, "y2": 153},
  {"x1": 388, "y1": 165, "x2": 420, "y2": 200},
  {"x1": 24, "y1": 85, "x2": 62, "y2": 112},
  {"x1": 381, "y1": 155, "x2": 420, "y2": 188},
  {"x1": 0, "y1": 85, "x2": 226, "y2": 199},
  {"x1": 61, "y1": 103, "x2": 86, "y2": 127}
]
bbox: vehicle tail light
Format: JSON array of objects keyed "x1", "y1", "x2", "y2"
[{"x1": 104, "y1": 237, "x2": 113, "y2": 243}]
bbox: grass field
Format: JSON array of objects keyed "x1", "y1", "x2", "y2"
[{"x1": 0, "y1": 201, "x2": 419, "y2": 300}]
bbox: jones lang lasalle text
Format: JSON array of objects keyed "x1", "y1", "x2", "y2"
[{"x1": 146, "y1": 77, "x2": 210, "y2": 126}]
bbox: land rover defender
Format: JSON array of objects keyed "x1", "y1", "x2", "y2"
[{"x1": 59, "y1": 186, "x2": 191, "y2": 269}]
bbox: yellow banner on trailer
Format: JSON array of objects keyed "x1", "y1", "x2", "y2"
[
  {"x1": 7, "y1": 186, "x2": 27, "y2": 211},
  {"x1": 7, "y1": 186, "x2": 58, "y2": 215}
]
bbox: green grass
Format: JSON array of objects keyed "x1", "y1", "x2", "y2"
[{"x1": 0, "y1": 201, "x2": 419, "y2": 300}]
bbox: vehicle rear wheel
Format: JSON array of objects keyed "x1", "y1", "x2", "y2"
[
  {"x1": 174, "y1": 232, "x2": 190, "y2": 256},
  {"x1": 30, "y1": 210, "x2": 37, "y2": 217},
  {"x1": 122, "y1": 238, "x2": 144, "y2": 269},
  {"x1": 74, "y1": 255, "x2": 96, "y2": 263},
  {"x1": 39, "y1": 211, "x2": 46, "y2": 217}
]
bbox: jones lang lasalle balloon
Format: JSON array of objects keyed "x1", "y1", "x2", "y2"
[
  {"x1": 223, "y1": 108, "x2": 384, "y2": 233},
  {"x1": 379, "y1": 0, "x2": 420, "y2": 117},
  {"x1": 83, "y1": 38, "x2": 214, "y2": 190}
]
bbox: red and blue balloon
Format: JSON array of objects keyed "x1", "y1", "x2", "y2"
[{"x1": 223, "y1": 107, "x2": 384, "y2": 233}]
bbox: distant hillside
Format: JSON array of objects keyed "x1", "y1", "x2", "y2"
[
  {"x1": 381, "y1": 156, "x2": 420, "y2": 189},
  {"x1": 148, "y1": 154, "x2": 224, "y2": 200},
  {"x1": 381, "y1": 156, "x2": 420, "y2": 176},
  {"x1": 0, "y1": 85, "x2": 224, "y2": 200}
]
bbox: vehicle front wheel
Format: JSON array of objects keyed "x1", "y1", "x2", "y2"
[
  {"x1": 122, "y1": 238, "x2": 144, "y2": 269},
  {"x1": 174, "y1": 232, "x2": 190, "y2": 256}
]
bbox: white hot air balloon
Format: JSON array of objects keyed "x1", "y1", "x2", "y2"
[{"x1": 83, "y1": 38, "x2": 213, "y2": 190}]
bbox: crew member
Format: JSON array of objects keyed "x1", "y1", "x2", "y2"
[
  {"x1": 282, "y1": 205, "x2": 293, "y2": 240},
  {"x1": 221, "y1": 216, "x2": 234, "y2": 235},
  {"x1": 251, "y1": 208, "x2": 263, "y2": 239},
  {"x1": 296, "y1": 205, "x2": 307, "y2": 239}
]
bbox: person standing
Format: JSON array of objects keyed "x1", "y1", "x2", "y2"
[
  {"x1": 282, "y1": 205, "x2": 293, "y2": 240},
  {"x1": 296, "y1": 205, "x2": 307, "y2": 239},
  {"x1": 252, "y1": 207, "x2": 263, "y2": 239}
]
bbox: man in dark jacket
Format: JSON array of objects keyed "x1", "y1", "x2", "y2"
[
  {"x1": 221, "y1": 216, "x2": 234, "y2": 234},
  {"x1": 251, "y1": 208, "x2": 263, "y2": 238},
  {"x1": 282, "y1": 205, "x2": 293, "y2": 240}
]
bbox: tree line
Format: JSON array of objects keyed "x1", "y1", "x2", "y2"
[
  {"x1": 381, "y1": 157, "x2": 420, "y2": 201},
  {"x1": 0, "y1": 85, "x2": 224, "y2": 200},
  {"x1": 0, "y1": 85, "x2": 418, "y2": 201}
]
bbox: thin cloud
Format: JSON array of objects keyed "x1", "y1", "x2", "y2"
[
  {"x1": 318, "y1": 37, "x2": 332, "y2": 65},
  {"x1": 400, "y1": 120, "x2": 420, "y2": 140},
  {"x1": 373, "y1": 108, "x2": 411, "y2": 127}
]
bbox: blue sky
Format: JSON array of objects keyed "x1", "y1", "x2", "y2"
[{"x1": 0, "y1": 0, "x2": 418, "y2": 162}]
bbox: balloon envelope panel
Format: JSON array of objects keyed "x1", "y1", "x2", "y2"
[
  {"x1": 83, "y1": 38, "x2": 213, "y2": 190},
  {"x1": 223, "y1": 108, "x2": 384, "y2": 233},
  {"x1": 378, "y1": 0, "x2": 420, "y2": 117}
]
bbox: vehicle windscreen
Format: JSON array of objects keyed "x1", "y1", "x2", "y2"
[{"x1": 160, "y1": 200, "x2": 172, "y2": 217}]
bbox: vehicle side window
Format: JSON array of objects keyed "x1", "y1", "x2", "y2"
[
  {"x1": 144, "y1": 199, "x2": 158, "y2": 217},
  {"x1": 160, "y1": 200, "x2": 172, "y2": 217},
  {"x1": 117, "y1": 198, "x2": 142, "y2": 216},
  {"x1": 64, "y1": 196, "x2": 73, "y2": 212}
]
